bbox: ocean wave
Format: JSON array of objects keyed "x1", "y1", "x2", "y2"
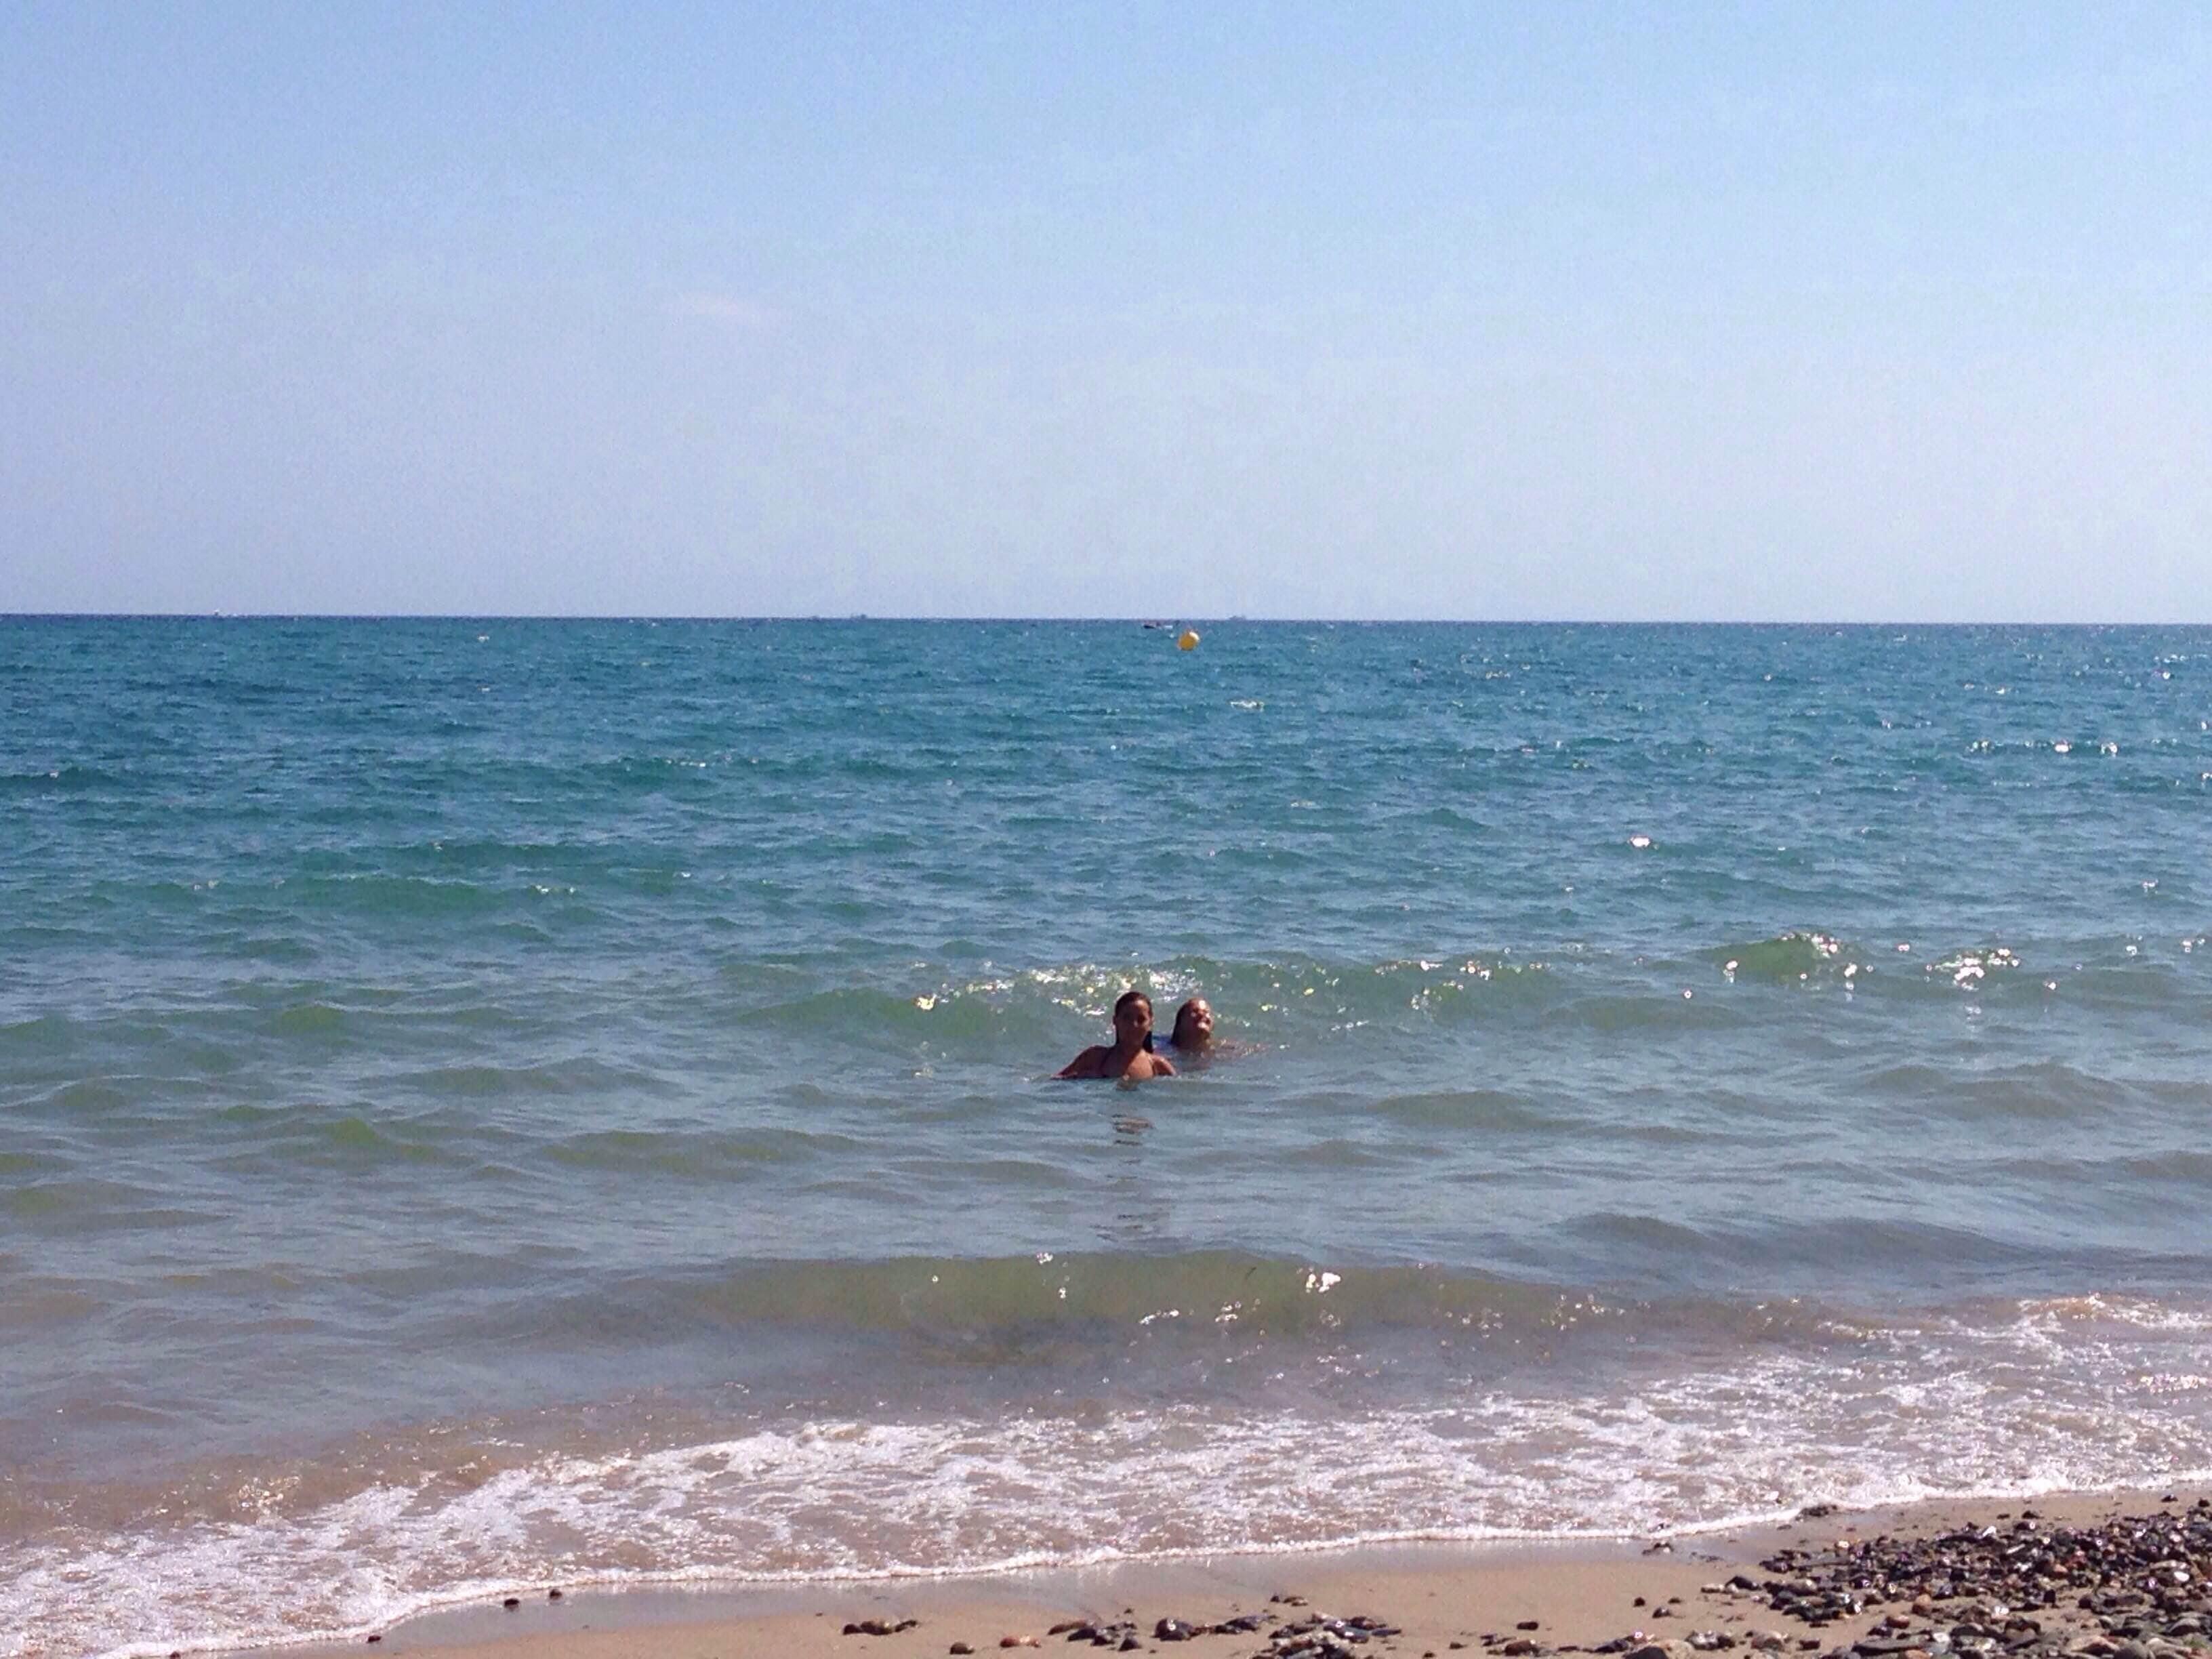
[
  {"x1": 13, "y1": 1290, "x2": 2212, "y2": 1659},
  {"x1": 657, "y1": 1251, "x2": 1620, "y2": 1343},
  {"x1": 713, "y1": 935, "x2": 2212, "y2": 1054}
]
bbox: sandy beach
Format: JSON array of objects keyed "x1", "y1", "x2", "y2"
[{"x1": 281, "y1": 1486, "x2": 2212, "y2": 1659}]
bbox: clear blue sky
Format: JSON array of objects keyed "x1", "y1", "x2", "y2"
[{"x1": 3, "y1": 3, "x2": 2207, "y2": 618}]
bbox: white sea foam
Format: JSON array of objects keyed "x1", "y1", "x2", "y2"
[{"x1": 16, "y1": 1309, "x2": 2212, "y2": 1659}]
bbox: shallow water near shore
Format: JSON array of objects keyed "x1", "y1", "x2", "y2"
[{"x1": 7, "y1": 618, "x2": 2212, "y2": 1657}]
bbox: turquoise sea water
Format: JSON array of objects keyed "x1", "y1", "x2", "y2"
[{"x1": 7, "y1": 618, "x2": 2212, "y2": 1657}]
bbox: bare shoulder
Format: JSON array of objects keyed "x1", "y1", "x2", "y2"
[{"x1": 1057, "y1": 1045, "x2": 1109, "y2": 1080}]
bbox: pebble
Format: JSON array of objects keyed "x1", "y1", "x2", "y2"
[
  {"x1": 1261, "y1": 1612, "x2": 1402, "y2": 1659},
  {"x1": 1723, "y1": 1504, "x2": 2212, "y2": 1659},
  {"x1": 846, "y1": 1521, "x2": 2212, "y2": 1659}
]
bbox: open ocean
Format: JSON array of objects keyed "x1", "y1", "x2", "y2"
[{"x1": 7, "y1": 617, "x2": 2212, "y2": 1658}]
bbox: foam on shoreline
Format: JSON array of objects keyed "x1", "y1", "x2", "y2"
[{"x1": 252, "y1": 1485, "x2": 2212, "y2": 1659}]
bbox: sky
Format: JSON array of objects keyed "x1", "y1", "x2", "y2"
[{"x1": 1, "y1": 3, "x2": 2207, "y2": 619}]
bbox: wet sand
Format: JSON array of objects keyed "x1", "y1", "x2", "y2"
[{"x1": 269, "y1": 1485, "x2": 2212, "y2": 1659}]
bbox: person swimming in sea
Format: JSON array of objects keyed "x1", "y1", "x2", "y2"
[
  {"x1": 1166, "y1": 997, "x2": 1214, "y2": 1053},
  {"x1": 1057, "y1": 989, "x2": 1177, "y2": 1080},
  {"x1": 1164, "y1": 995, "x2": 1257, "y2": 1061}
]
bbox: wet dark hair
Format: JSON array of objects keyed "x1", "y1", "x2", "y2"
[{"x1": 1113, "y1": 989, "x2": 1155, "y2": 1052}]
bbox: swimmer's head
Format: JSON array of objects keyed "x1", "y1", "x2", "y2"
[
  {"x1": 1171, "y1": 998, "x2": 1214, "y2": 1049},
  {"x1": 1112, "y1": 989, "x2": 1155, "y2": 1052}
]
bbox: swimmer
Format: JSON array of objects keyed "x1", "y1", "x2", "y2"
[
  {"x1": 1057, "y1": 989, "x2": 1177, "y2": 1080},
  {"x1": 1167, "y1": 996, "x2": 1257, "y2": 1061},
  {"x1": 1166, "y1": 997, "x2": 1214, "y2": 1052}
]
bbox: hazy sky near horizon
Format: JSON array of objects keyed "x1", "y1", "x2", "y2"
[{"x1": 3, "y1": 3, "x2": 2208, "y2": 619}]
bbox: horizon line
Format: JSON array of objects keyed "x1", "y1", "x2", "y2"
[{"x1": 2, "y1": 613, "x2": 2204, "y2": 629}]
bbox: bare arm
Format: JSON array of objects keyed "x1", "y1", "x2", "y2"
[{"x1": 1057, "y1": 1045, "x2": 1108, "y2": 1079}]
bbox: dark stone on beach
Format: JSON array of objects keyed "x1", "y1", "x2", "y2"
[
  {"x1": 1051, "y1": 1622, "x2": 1084, "y2": 1637},
  {"x1": 952, "y1": 1646, "x2": 975, "y2": 1655},
  {"x1": 1501, "y1": 1641, "x2": 1540, "y2": 1655},
  {"x1": 1118, "y1": 1640, "x2": 1139, "y2": 1654},
  {"x1": 503, "y1": 1597, "x2": 520, "y2": 1610},
  {"x1": 1156, "y1": 1617, "x2": 1200, "y2": 1640},
  {"x1": 1801, "y1": 1506, "x2": 1839, "y2": 1520},
  {"x1": 1259, "y1": 1613, "x2": 1401, "y2": 1659},
  {"x1": 548, "y1": 1588, "x2": 562, "y2": 1600},
  {"x1": 1521, "y1": 1622, "x2": 1543, "y2": 1631},
  {"x1": 1063, "y1": 1620, "x2": 1141, "y2": 1648},
  {"x1": 1217, "y1": 1614, "x2": 1267, "y2": 1633}
]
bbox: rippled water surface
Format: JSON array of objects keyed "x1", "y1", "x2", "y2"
[{"x1": 6, "y1": 619, "x2": 2212, "y2": 1657}]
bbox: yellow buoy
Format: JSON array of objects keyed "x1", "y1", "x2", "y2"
[{"x1": 1176, "y1": 629, "x2": 1201, "y2": 651}]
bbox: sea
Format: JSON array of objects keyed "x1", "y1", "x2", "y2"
[{"x1": 6, "y1": 617, "x2": 2212, "y2": 1658}]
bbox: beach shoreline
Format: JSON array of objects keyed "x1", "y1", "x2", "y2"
[{"x1": 255, "y1": 1484, "x2": 2212, "y2": 1659}]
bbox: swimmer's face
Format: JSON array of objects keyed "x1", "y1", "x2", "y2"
[
  {"x1": 1173, "y1": 999, "x2": 1213, "y2": 1047},
  {"x1": 1112, "y1": 996, "x2": 1153, "y2": 1045}
]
